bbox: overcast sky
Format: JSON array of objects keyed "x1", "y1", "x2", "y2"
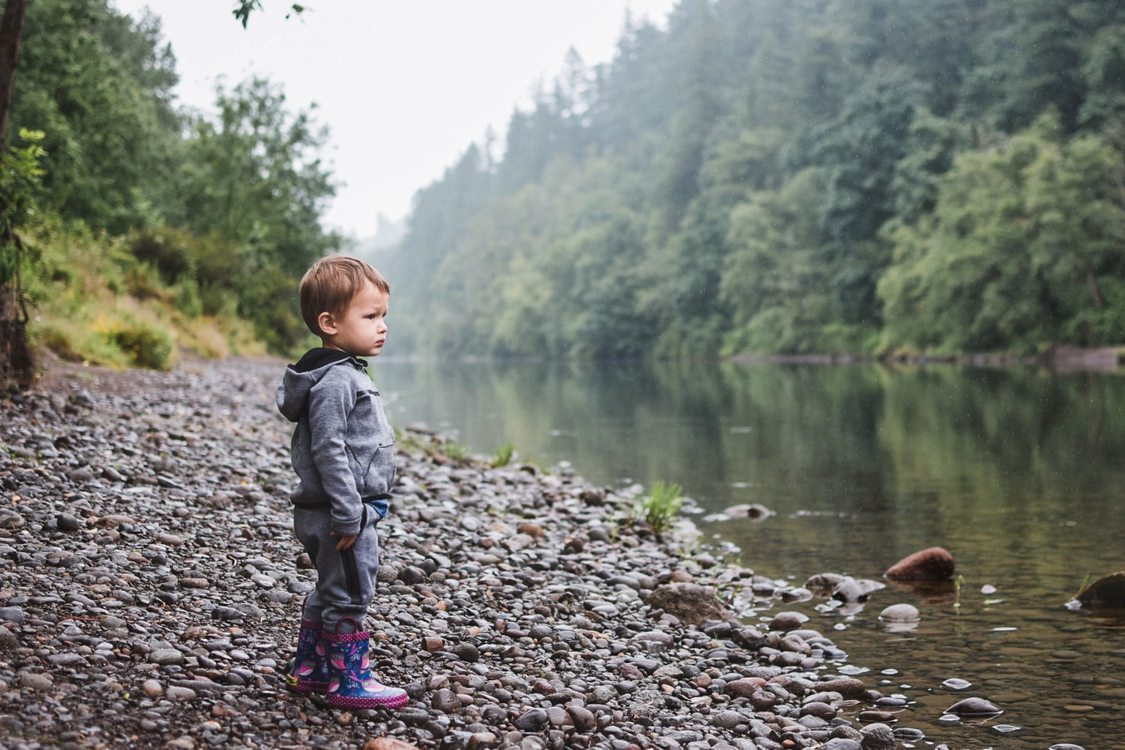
[{"x1": 109, "y1": 1, "x2": 678, "y2": 240}]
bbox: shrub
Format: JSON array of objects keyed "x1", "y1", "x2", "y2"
[
  {"x1": 124, "y1": 262, "x2": 169, "y2": 302},
  {"x1": 103, "y1": 320, "x2": 174, "y2": 370},
  {"x1": 174, "y1": 277, "x2": 203, "y2": 317},
  {"x1": 129, "y1": 226, "x2": 195, "y2": 283}
]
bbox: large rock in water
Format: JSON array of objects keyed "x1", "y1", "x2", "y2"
[
  {"x1": 645, "y1": 583, "x2": 733, "y2": 625},
  {"x1": 1076, "y1": 572, "x2": 1125, "y2": 609},
  {"x1": 884, "y1": 547, "x2": 955, "y2": 580}
]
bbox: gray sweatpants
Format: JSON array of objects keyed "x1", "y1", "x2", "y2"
[{"x1": 293, "y1": 502, "x2": 383, "y2": 632}]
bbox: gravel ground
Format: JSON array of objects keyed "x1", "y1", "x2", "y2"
[{"x1": 0, "y1": 355, "x2": 927, "y2": 750}]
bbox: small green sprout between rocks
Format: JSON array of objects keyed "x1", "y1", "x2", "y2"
[
  {"x1": 491, "y1": 442, "x2": 515, "y2": 468},
  {"x1": 634, "y1": 480, "x2": 684, "y2": 536}
]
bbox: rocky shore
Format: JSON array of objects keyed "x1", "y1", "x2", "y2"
[{"x1": 1, "y1": 356, "x2": 943, "y2": 750}]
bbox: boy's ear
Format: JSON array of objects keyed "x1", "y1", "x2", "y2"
[{"x1": 316, "y1": 311, "x2": 338, "y2": 336}]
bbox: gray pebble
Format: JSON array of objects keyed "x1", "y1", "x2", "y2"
[
  {"x1": 150, "y1": 648, "x2": 185, "y2": 666},
  {"x1": 18, "y1": 672, "x2": 53, "y2": 690}
]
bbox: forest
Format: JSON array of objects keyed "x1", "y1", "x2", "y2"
[
  {"x1": 380, "y1": 0, "x2": 1125, "y2": 360},
  {"x1": 2, "y1": 0, "x2": 1125, "y2": 377},
  {"x1": 0, "y1": 0, "x2": 339, "y2": 375}
]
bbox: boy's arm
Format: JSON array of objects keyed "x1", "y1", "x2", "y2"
[{"x1": 307, "y1": 373, "x2": 363, "y2": 537}]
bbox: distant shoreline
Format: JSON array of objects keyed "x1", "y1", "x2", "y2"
[{"x1": 730, "y1": 345, "x2": 1125, "y2": 373}]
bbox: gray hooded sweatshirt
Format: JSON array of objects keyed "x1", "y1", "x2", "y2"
[{"x1": 276, "y1": 349, "x2": 396, "y2": 536}]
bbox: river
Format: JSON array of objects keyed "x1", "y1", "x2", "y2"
[{"x1": 373, "y1": 357, "x2": 1125, "y2": 749}]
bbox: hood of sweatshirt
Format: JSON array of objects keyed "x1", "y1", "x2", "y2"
[{"x1": 276, "y1": 348, "x2": 367, "y2": 422}]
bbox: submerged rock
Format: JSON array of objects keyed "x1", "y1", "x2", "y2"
[
  {"x1": 832, "y1": 576, "x2": 885, "y2": 602},
  {"x1": 879, "y1": 604, "x2": 921, "y2": 623},
  {"x1": 723, "y1": 503, "x2": 773, "y2": 520},
  {"x1": 884, "y1": 547, "x2": 955, "y2": 581},
  {"x1": 945, "y1": 697, "x2": 1003, "y2": 717},
  {"x1": 806, "y1": 573, "x2": 845, "y2": 597},
  {"x1": 1074, "y1": 571, "x2": 1125, "y2": 609}
]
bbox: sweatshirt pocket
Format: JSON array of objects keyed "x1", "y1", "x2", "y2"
[
  {"x1": 362, "y1": 444, "x2": 396, "y2": 494},
  {"x1": 344, "y1": 446, "x2": 365, "y2": 494}
]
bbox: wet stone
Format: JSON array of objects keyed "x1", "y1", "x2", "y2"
[
  {"x1": 822, "y1": 740, "x2": 862, "y2": 750},
  {"x1": 946, "y1": 697, "x2": 1002, "y2": 717},
  {"x1": 860, "y1": 723, "x2": 896, "y2": 750},
  {"x1": 769, "y1": 612, "x2": 809, "y2": 631},
  {"x1": 514, "y1": 708, "x2": 549, "y2": 732}
]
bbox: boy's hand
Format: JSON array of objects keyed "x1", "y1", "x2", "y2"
[{"x1": 331, "y1": 532, "x2": 357, "y2": 551}]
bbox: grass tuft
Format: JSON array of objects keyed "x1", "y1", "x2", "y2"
[
  {"x1": 633, "y1": 480, "x2": 684, "y2": 536},
  {"x1": 491, "y1": 442, "x2": 515, "y2": 468}
]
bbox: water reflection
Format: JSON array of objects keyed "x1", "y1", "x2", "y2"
[{"x1": 375, "y1": 358, "x2": 1125, "y2": 747}]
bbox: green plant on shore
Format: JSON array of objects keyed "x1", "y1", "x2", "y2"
[
  {"x1": 443, "y1": 440, "x2": 467, "y2": 464},
  {"x1": 633, "y1": 480, "x2": 684, "y2": 536},
  {"x1": 491, "y1": 442, "x2": 515, "y2": 468}
]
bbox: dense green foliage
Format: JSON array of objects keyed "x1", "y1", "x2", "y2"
[
  {"x1": 383, "y1": 0, "x2": 1125, "y2": 358},
  {"x1": 3, "y1": 0, "x2": 338, "y2": 359}
]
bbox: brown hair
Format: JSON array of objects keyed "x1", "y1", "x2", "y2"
[{"x1": 299, "y1": 255, "x2": 390, "y2": 336}]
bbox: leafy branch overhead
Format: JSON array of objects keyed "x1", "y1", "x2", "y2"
[{"x1": 232, "y1": 1, "x2": 306, "y2": 28}]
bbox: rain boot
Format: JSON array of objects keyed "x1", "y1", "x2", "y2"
[
  {"x1": 284, "y1": 617, "x2": 329, "y2": 693},
  {"x1": 323, "y1": 624, "x2": 408, "y2": 709}
]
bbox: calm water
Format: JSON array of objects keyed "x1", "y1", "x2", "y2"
[{"x1": 374, "y1": 358, "x2": 1125, "y2": 749}]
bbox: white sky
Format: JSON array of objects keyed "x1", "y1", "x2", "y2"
[{"x1": 109, "y1": 1, "x2": 678, "y2": 240}]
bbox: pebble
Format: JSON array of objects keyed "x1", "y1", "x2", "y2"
[
  {"x1": 878, "y1": 604, "x2": 920, "y2": 623},
  {"x1": 56, "y1": 512, "x2": 83, "y2": 531},
  {"x1": 946, "y1": 697, "x2": 1003, "y2": 716},
  {"x1": 431, "y1": 688, "x2": 460, "y2": 713},
  {"x1": 18, "y1": 672, "x2": 53, "y2": 690},
  {"x1": 515, "y1": 708, "x2": 550, "y2": 731},
  {"x1": 151, "y1": 648, "x2": 185, "y2": 666},
  {"x1": 165, "y1": 686, "x2": 198, "y2": 701},
  {"x1": 860, "y1": 723, "x2": 896, "y2": 750}
]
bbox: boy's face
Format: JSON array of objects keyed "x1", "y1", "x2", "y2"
[{"x1": 318, "y1": 280, "x2": 389, "y2": 357}]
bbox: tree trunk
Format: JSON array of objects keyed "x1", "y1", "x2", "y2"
[
  {"x1": 0, "y1": 0, "x2": 28, "y2": 147},
  {"x1": 1086, "y1": 266, "x2": 1105, "y2": 311},
  {"x1": 0, "y1": 281, "x2": 31, "y2": 389},
  {"x1": 0, "y1": 0, "x2": 31, "y2": 390}
]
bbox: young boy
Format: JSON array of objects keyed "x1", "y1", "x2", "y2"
[{"x1": 276, "y1": 255, "x2": 408, "y2": 709}]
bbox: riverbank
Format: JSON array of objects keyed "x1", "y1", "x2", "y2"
[
  {"x1": 0, "y1": 357, "x2": 973, "y2": 749},
  {"x1": 730, "y1": 345, "x2": 1125, "y2": 373}
]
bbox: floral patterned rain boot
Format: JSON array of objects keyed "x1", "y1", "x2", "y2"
[
  {"x1": 323, "y1": 626, "x2": 408, "y2": 709},
  {"x1": 284, "y1": 617, "x2": 329, "y2": 693}
]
